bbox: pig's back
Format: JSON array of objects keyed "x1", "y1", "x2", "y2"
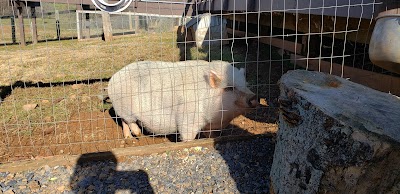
[{"x1": 108, "y1": 61, "x2": 211, "y2": 134}]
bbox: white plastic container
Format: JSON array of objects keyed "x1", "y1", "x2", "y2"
[
  {"x1": 369, "y1": 14, "x2": 400, "y2": 74},
  {"x1": 189, "y1": 13, "x2": 228, "y2": 48}
]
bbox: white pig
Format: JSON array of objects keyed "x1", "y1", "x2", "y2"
[{"x1": 107, "y1": 60, "x2": 258, "y2": 141}]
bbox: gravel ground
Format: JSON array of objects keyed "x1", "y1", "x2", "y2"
[{"x1": 0, "y1": 136, "x2": 275, "y2": 194}]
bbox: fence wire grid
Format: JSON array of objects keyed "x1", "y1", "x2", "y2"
[{"x1": 0, "y1": 0, "x2": 398, "y2": 163}]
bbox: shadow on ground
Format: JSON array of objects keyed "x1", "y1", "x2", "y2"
[
  {"x1": 214, "y1": 125, "x2": 276, "y2": 193},
  {"x1": 69, "y1": 151, "x2": 154, "y2": 193},
  {"x1": 0, "y1": 78, "x2": 110, "y2": 100}
]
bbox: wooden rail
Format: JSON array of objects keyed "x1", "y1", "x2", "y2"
[
  {"x1": 291, "y1": 54, "x2": 400, "y2": 96},
  {"x1": 227, "y1": 27, "x2": 400, "y2": 96},
  {"x1": 227, "y1": 28, "x2": 303, "y2": 55}
]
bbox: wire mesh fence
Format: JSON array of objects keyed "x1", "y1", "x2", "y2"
[{"x1": 0, "y1": 0, "x2": 399, "y2": 163}]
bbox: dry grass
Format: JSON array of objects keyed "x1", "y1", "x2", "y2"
[{"x1": 0, "y1": 32, "x2": 181, "y2": 85}]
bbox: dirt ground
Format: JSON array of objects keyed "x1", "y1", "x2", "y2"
[{"x1": 0, "y1": 100, "x2": 279, "y2": 163}]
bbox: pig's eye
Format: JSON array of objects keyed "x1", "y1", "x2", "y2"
[{"x1": 224, "y1": 86, "x2": 235, "y2": 91}]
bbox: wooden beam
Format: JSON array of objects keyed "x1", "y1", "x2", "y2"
[
  {"x1": 225, "y1": 13, "x2": 373, "y2": 44},
  {"x1": 0, "y1": 134, "x2": 270, "y2": 173},
  {"x1": 291, "y1": 54, "x2": 400, "y2": 96},
  {"x1": 17, "y1": 6, "x2": 26, "y2": 46},
  {"x1": 227, "y1": 28, "x2": 302, "y2": 54}
]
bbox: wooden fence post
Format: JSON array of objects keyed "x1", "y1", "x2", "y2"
[
  {"x1": 76, "y1": 5, "x2": 83, "y2": 40},
  {"x1": 84, "y1": 12, "x2": 90, "y2": 39},
  {"x1": 11, "y1": 17, "x2": 16, "y2": 43},
  {"x1": 129, "y1": 15, "x2": 133, "y2": 30},
  {"x1": 17, "y1": 6, "x2": 26, "y2": 46},
  {"x1": 76, "y1": 11, "x2": 82, "y2": 40},
  {"x1": 30, "y1": 6, "x2": 38, "y2": 44},
  {"x1": 134, "y1": 15, "x2": 139, "y2": 33},
  {"x1": 55, "y1": 10, "x2": 61, "y2": 40},
  {"x1": 102, "y1": 12, "x2": 113, "y2": 41}
]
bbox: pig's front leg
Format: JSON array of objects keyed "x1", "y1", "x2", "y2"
[
  {"x1": 177, "y1": 113, "x2": 202, "y2": 142},
  {"x1": 129, "y1": 122, "x2": 142, "y2": 137},
  {"x1": 122, "y1": 120, "x2": 134, "y2": 138}
]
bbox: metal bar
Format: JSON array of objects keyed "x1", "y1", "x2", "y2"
[
  {"x1": 75, "y1": 9, "x2": 185, "y2": 18},
  {"x1": 139, "y1": 0, "x2": 194, "y2": 5}
]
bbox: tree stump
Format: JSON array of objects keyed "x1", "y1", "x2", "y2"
[{"x1": 270, "y1": 70, "x2": 400, "y2": 194}]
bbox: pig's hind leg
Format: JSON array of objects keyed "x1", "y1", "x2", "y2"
[
  {"x1": 129, "y1": 122, "x2": 142, "y2": 137},
  {"x1": 122, "y1": 120, "x2": 134, "y2": 138},
  {"x1": 121, "y1": 119, "x2": 142, "y2": 138}
]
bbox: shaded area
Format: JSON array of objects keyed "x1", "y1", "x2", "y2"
[
  {"x1": 0, "y1": 37, "x2": 79, "y2": 47},
  {"x1": 0, "y1": 78, "x2": 110, "y2": 101},
  {"x1": 214, "y1": 132, "x2": 276, "y2": 193},
  {"x1": 70, "y1": 151, "x2": 154, "y2": 193}
]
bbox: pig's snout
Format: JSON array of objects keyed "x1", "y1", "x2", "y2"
[{"x1": 247, "y1": 95, "x2": 259, "y2": 108}]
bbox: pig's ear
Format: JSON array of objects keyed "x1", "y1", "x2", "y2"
[{"x1": 208, "y1": 70, "x2": 222, "y2": 88}]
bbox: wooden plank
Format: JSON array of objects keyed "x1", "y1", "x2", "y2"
[
  {"x1": 75, "y1": 10, "x2": 183, "y2": 18},
  {"x1": 291, "y1": 54, "x2": 400, "y2": 96},
  {"x1": 0, "y1": 134, "x2": 271, "y2": 173},
  {"x1": 225, "y1": 13, "x2": 373, "y2": 44},
  {"x1": 227, "y1": 28, "x2": 302, "y2": 54},
  {"x1": 197, "y1": 0, "x2": 376, "y2": 19},
  {"x1": 15, "y1": 0, "x2": 190, "y2": 16}
]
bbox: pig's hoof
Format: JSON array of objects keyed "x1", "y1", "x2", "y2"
[
  {"x1": 124, "y1": 134, "x2": 134, "y2": 139},
  {"x1": 181, "y1": 140, "x2": 193, "y2": 143}
]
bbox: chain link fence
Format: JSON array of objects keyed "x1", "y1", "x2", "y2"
[{"x1": 0, "y1": 0, "x2": 398, "y2": 163}]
